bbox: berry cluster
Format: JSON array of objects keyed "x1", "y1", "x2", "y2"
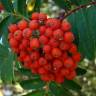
[{"x1": 8, "y1": 12, "x2": 81, "y2": 83}]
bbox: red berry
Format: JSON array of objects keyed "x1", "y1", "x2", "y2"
[
  {"x1": 45, "y1": 53, "x2": 53, "y2": 60},
  {"x1": 60, "y1": 68, "x2": 69, "y2": 76},
  {"x1": 14, "y1": 30, "x2": 22, "y2": 41},
  {"x1": 55, "y1": 74, "x2": 64, "y2": 83},
  {"x1": 53, "y1": 59, "x2": 63, "y2": 69},
  {"x1": 43, "y1": 45, "x2": 51, "y2": 53},
  {"x1": 39, "y1": 57, "x2": 47, "y2": 65},
  {"x1": 49, "y1": 38, "x2": 59, "y2": 47},
  {"x1": 45, "y1": 28, "x2": 53, "y2": 37},
  {"x1": 59, "y1": 41, "x2": 70, "y2": 51},
  {"x1": 64, "y1": 58, "x2": 75, "y2": 69},
  {"x1": 64, "y1": 32, "x2": 75, "y2": 43},
  {"x1": 61, "y1": 21, "x2": 71, "y2": 32},
  {"x1": 39, "y1": 13, "x2": 47, "y2": 21},
  {"x1": 31, "y1": 12, "x2": 39, "y2": 20},
  {"x1": 23, "y1": 28, "x2": 32, "y2": 38},
  {"x1": 41, "y1": 74, "x2": 50, "y2": 81},
  {"x1": 69, "y1": 44, "x2": 77, "y2": 54},
  {"x1": 39, "y1": 35, "x2": 48, "y2": 45},
  {"x1": 30, "y1": 38, "x2": 40, "y2": 49},
  {"x1": 46, "y1": 18, "x2": 60, "y2": 29},
  {"x1": 43, "y1": 64, "x2": 52, "y2": 71},
  {"x1": 29, "y1": 20, "x2": 39, "y2": 30},
  {"x1": 53, "y1": 29, "x2": 64, "y2": 40},
  {"x1": 52, "y1": 48, "x2": 62, "y2": 58},
  {"x1": 18, "y1": 20, "x2": 28, "y2": 30},
  {"x1": 30, "y1": 51, "x2": 40, "y2": 61},
  {"x1": 39, "y1": 26, "x2": 46, "y2": 35},
  {"x1": 9, "y1": 38, "x2": 18, "y2": 48},
  {"x1": 31, "y1": 61, "x2": 40, "y2": 69},
  {"x1": 8, "y1": 24, "x2": 18, "y2": 33},
  {"x1": 72, "y1": 52, "x2": 81, "y2": 62},
  {"x1": 38, "y1": 67, "x2": 47, "y2": 75},
  {"x1": 65, "y1": 70, "x2": 76, "y2": 80}
]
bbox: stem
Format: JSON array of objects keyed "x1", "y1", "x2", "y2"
[
  {"x1": 5, "y1": 12, "x2": 30, "y2": 21},
  {"x1": 61, "y1": 1, "x2": 96, "y2": 19}
]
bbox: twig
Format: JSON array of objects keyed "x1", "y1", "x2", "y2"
[{"x1": 61, "y1": 1, "x2": 96, "y2": 20}]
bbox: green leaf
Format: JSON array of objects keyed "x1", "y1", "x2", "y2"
[
  {"x1": 0, "y1": 0, "x2": 14, "y2": 12},
  {"x1": 23, "y1": 90, "x2": 45, "y2": 96},
  {"x1": 14, "y1": 0, "x2": 27, "y2": 16},
  {"x1": 20, "y1": 79, "x2": 46, "y2": 90},
  {"x1": 70, "y1": 0, "x2": 92, "y2": 5},
  {"x1": 49, "y1": 82, "x2": 73, "y2": 96},
  {"x1": 68, "y1": 5, "x2": 96, "y2": 60},
  {"x1": 33, "y1": 0, "x2": 42, "y2": 12},
  {"x1": 62, "y1": 80, "x2": 81, "y2": 92},
  {"x1": 53, "y1": 0, "x2": 71, "y2": 10},
  {"x1": 76, "y1": 67, "x2": 87, "y2": 76},
  {"x1": 0, "y1": 15, "x2": 9, "y2": 38},
  {"x1": 0, "y1": 15, "x2": 15, "y2": 47},
  {"x1": 0, "y1": 44, "x2": 14, "y2": 83}
]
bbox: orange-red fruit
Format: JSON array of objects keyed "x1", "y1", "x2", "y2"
[
  {"x1": 65, "y1": 70, "x2": 76, "y2": 80},
  {"x1": 29, "y1": 20, "x2": 39, "y2": 30},
  {"x1": 60, "y1": 68, "x2": 69, "y2": 76},
  {"x1": 53, "y1": 59, "x2": 63, "y2": 69},
  {"x1": 62, "y1": 21, "x2": 71, "y2": 32},
  {"x1": 53, "y1": 29, "x2": 64, "y2": 40},
  {"x1": 64, "y1": 58, "x2": 75, "y2": 69},
  {"x1": 46, "y1": 18, "x2": 61, "y2": 30},
  {"x1": 30, "y1": 51, "x2": 40, "y2": 61},
  {"x1": 49, "y1": 38, "x2": 59, "y2": 47},
  {"x1": 38, "y1": 67, "x2": 47, "y2": 75},
  {"x1": 39, "y1": 57, "x2": 47, "y2": 65},
  {"x1": 14, "y1": 30, "x2": 22, "y2": 41},
  {"x1": 31, "y1": 12, "x2": 39, "y2": 20},
  {"x1": 43, "y1": 45, "x2": 51, "y2": 53},
  {"x1": 18, "y1": 20, "x2": 28, "y2": 30},
  {"x1": 39, "y1": 26, "x2": 46, "y2": 35},
  {"x1": 8, "y1": 24, "x2": 18, "y2": 33},
  {"x1": 45, "y1": 28, "x2": 53, "y2": 37},
  {"x1": 45, "y1": 53, "x2": 53, "y2": 60},
  {"x1": 23, "y1": 28, "x2": 32, "y2": 38},
  {"x1": 55, "y1": 74, "x2": 64, "y2": 83},
  {"x1": 30, "y1": 38, "x2": 40, "y2": 49},
  {"x1": 72, "y1": 52, "x2": 81, "y2": 62},
  {"x1": 52, "y1": 48, "x2": 62, "y2": 58},
  {"x1": 69, "y1": 44, "x2": 77, "y2": 54},
  {"x1": 9, "y1": 38, "x2": 18, "y2": 48},
  {"x1": 39, "y1": 35, "x2": 48, "y2": 45},
  {"x1": 59, "y1": 41, "x2": 70, "y2": 51},
  {"x1": 64, "y1": 32, "x2": 75, "y2": 43},
  {"x1": 39, "y1": 13, "x2": 47, "y2": 21}
]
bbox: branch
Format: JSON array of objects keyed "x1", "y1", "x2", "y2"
[{"x1": 60, "y1": 1, "x2": 96, "y2": 20}]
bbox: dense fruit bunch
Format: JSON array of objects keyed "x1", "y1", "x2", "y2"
[{"x1": 8, "y1": 12, "x2": 81, "y2": 83}]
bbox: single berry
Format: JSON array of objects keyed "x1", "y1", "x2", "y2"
[
  {"x1": 18, "y1": 20, "x2": 28, "y2": 30},
  {"x1": 23, "y1": 28, "x2": 32, "y2": 38},
  {"x1": 29, "y1": 20, "x2": 39, "y2": 30},
  {"x1": 39, "y1": 35, "x2": 48, "y2": 45},
  {"x1": 8, "y1": 24, "x2": 18, "y2": 33},
  {"x1": 46, "y1": 18, "x2": 61, "y2": 30},
  {"x1": 39, "y1": 13, "x2": 47, "y2": 21},
  {"x1": 53, "y1": 29, "x2": 64, "y2": 40},
  {"x1": 52, "y1": 48, "x2": 62, "y2": 58},
  {"x1": 61, "y1": 21, "x2": 71, "y2": 32},
  {"x1": 30, "y1": 38, "x2": 40, "y2": 49},
  {"x1": 31, "y1": 12, "x2": 39, "y2": 20},
  {"x1": 43, "y1": 45, "x2": 51, "y2": 53},
  {"x1": 64, "y1": 32, "x2": 75, "y2": 43}
]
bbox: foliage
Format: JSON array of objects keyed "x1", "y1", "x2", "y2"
[{"x1": 0, "y1": 0, "x2": 96, "y2": 96}]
